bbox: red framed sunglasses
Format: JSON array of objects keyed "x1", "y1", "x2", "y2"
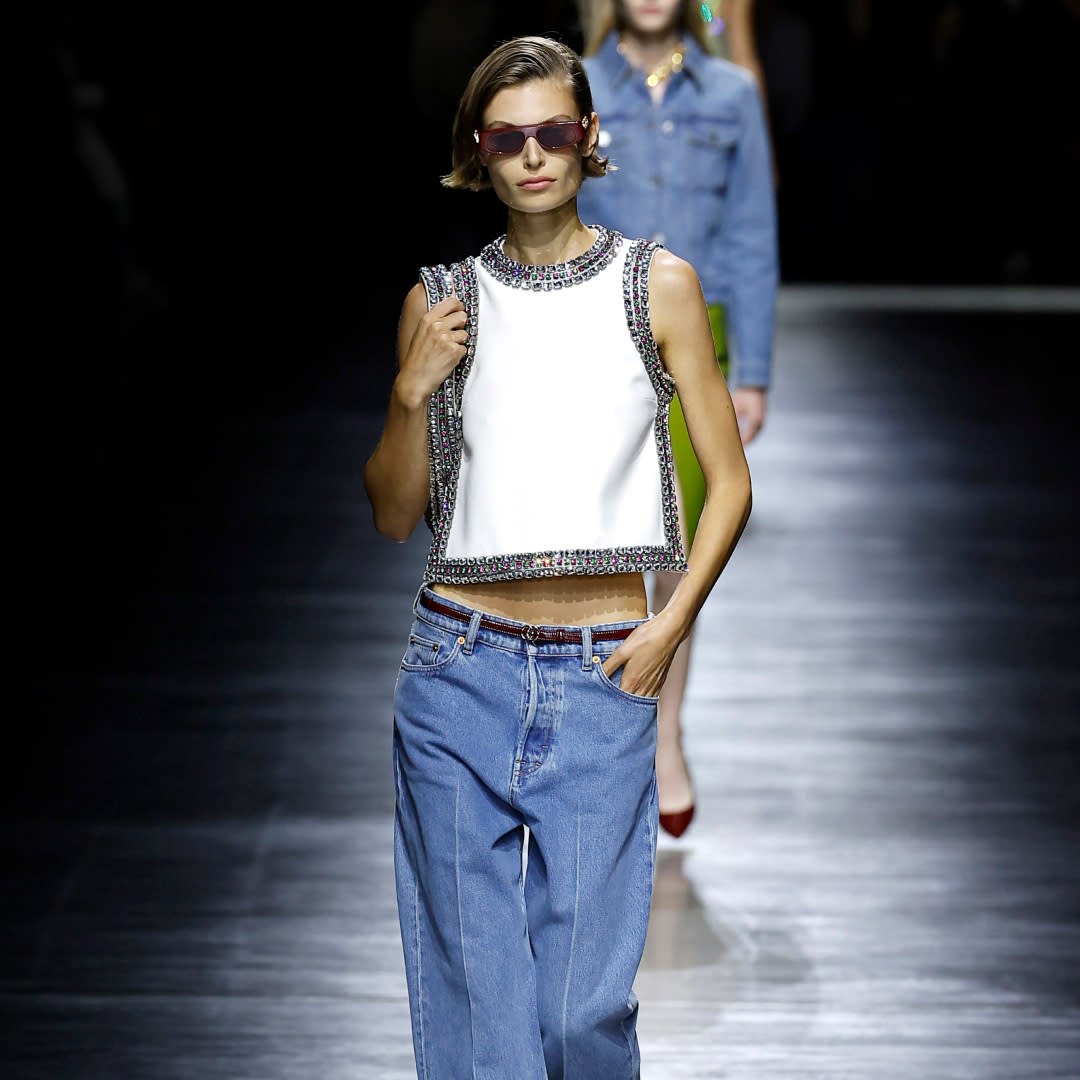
[{"x1": 474, "y1": 117, "x2": 589, "y2": 155}]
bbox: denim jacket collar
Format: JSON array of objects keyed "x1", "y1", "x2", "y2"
[{"x1": 593, "y1": 32, "x2": 707, "y2": 93}]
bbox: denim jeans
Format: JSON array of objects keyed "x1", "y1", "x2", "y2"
[{"x1": 392, "y1": 587, "x2": 659, "y2": 1079}]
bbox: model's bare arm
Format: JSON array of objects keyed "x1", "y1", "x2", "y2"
[
  {"x1": 363, "y1": 283, "x2": 468, "y2": 541},
  {"x1": 725, "y1": 0, "x2": 780, "y2": 189},
  {"x1": 604, "y1": 251, "x2": 752, "y2": 696},
  {"x1": 657, "y1": 255, "x2": 752, "y2": 630},
  {"x1": 725, "y1": 0, "x2": 767, "y2": 94}
]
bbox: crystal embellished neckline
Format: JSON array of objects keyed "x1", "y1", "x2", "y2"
[{"x1": 480, "y1": 225, "x2": 620, "y2": 290}]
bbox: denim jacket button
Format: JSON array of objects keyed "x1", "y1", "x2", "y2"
[{"x1": 660, "y1": 119, "x2": 674, "y2": 135}]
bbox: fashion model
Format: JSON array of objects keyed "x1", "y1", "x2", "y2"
[
  {"x1": 577, "y1": 0, "x2": 779, "y2": 837},
  {"x1": 364, "y1": 34, "x2": 751, "y2": 1079}
]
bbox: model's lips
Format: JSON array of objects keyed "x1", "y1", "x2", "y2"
[{"x1": 518, "y1": 177, "x2": 555, "y2": 190}]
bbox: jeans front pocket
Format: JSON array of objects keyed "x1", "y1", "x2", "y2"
[
  {"x1": 593, "y1": 659, "x2": 661, "y2": 706},
  {"x1": 400, "y1": 623, "x2": 465, "y2": 674}
]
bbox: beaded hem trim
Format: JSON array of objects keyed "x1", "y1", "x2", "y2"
[
  {"x1": 419, "y1": 236, "x2": 688, "y2": 585},
  {"x1": 479, "y1": 224, "x2": 619, "y2": 290},
  {"x1": 623, "y1": 237, "x2": 686, "y2": 569}
]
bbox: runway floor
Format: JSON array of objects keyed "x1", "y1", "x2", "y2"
[{"x1": 7, "y1": 288, "x2": 1080, "y2": 1078}]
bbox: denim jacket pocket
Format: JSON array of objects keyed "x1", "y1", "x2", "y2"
[
  {"x1": 400, "y1": 627, "x2": 464, "y2": 674},
  {"x1": 683, "y1": 118, "x2": 740, "y2": 193}
]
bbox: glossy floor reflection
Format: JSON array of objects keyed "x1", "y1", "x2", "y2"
[{"x1": 6, "y1": 289, "x2": 1080, "y2": 1079}]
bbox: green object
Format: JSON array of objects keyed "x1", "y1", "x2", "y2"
[
  {"x1": 707, "y1": 302, "x2": 728, "y2": 375},
  {"x1": 668, "y1": 303, "x2": 728, "y2": 551}
]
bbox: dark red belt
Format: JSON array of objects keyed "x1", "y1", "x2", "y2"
[{"x1": 419, "y1": 592, "x2": 636, "y2": 644}]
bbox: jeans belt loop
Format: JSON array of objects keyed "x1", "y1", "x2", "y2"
[
  {"x1": 581, "y1": 624, "x2": 593, "y2": 670},
  {"x1": 413, "y1": 585, "x2": 429, "y2": 617},
  {"x1": 464, "y1": 610, "x2": 483, "y2": 654}
]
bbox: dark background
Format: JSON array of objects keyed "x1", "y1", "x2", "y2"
[
  {"x1": 7, "y1": 0, "x2": 1079, "y2": 700},
  {"x1": 5, "y1": 9, "x2": 1080, "y2": 1074}
]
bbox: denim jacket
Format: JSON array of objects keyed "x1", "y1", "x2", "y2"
[{"x1": 578, "y1": 35, "x2": 778, "y2": 388}]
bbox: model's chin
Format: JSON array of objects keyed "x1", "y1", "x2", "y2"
[
  {"x1": 632, "y1": 12, "x2": 674, "y2": 35},
  {"x1": 503, "y1": 185, "x2": 577, "y2": 215}
]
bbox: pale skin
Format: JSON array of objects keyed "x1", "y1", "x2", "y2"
[{"x1": 363, "y1": 75, "x2": 750, "y2": 700}]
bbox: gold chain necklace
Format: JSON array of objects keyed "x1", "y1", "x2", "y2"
[
  {"x1": 646, "y1": 43, "x2": 685, "y2": 87},
  {"x1": 618, "y1": 39, "x2": 686, "y2": 88}
]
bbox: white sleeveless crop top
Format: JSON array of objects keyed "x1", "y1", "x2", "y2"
[{"x1": 418, "y1": 226, "x2": 687, "y2": 584}]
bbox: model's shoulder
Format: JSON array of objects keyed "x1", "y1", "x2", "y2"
[
  {"x1": 697, "y1": 54, "x2": 759, "y2": 100},
  {"x1": 619, "y1": 237, "x2": 694, "y2": 274},
  {"x1": 417, "y1": 253, "x2": 478, "y2": 279},
  {"x1": 581, "y1": 35, "x2": 616, "y2": 69},
  {"x1": 645, "y1": 248, "x2": 700, "y2": 294},
  {"x1": 643, "y1": 246, "x2": 695, "y2": 278},
  {"x1": 399, "y1": 250, "x2": 478, "y2": 322},
  {"x1": 416, "y1": 254, "x2": 479, "y2": 299}
]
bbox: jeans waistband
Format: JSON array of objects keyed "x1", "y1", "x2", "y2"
[{"x1": 414, "y1": 587, "x2": 644, "y2": 655}]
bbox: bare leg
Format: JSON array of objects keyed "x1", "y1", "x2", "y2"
[{"x1": 650, "y1": 570, "x2": 695, "y2": 816}]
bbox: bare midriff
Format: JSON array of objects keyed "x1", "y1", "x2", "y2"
[{"x1": 431, "y1": 573, "x2": 648, "y2": 626}]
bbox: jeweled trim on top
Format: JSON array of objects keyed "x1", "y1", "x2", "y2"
[
  {"x1": 622, "y1": 238, "x2": 686, "y2": 570},
  {"x1": 418, "y1": 236, "x2": 688, "y2": 584},
  {"x1": 480, "y1": 224, "x2": 619, "y2": 291},
  {"x1": 418, "y1": 259, "x2": 479, "y2": 534},
  {"x1": 427, "y1": 546, "x2": 681, "y2": 583}
]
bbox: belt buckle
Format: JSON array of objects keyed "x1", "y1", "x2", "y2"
[{"x1": 520, "y1": 623, "x2": 541, "y2": 643}]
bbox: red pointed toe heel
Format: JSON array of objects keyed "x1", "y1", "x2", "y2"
[{"x1": 659, "y1": 804, "x2": 695, "y2": 838}]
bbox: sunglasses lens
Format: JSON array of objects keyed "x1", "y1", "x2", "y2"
[
  {"x1": 537, "y1": 123, "x2": 583, "y2": 150},
  {"x1": 483, "y1": 130, "x2": 526, "y2": 155},
  {"x1": 479, "y1": 121, "x2": 585, "y2": 154}
]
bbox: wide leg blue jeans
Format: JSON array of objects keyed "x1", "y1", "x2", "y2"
[{"x1": 392, "y1": 588, "x2": 659, "y2": 1080}]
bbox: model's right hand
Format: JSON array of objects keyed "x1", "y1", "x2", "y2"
[{"x1": 399, "y1": 296, "x2": 469, "y2": 403}]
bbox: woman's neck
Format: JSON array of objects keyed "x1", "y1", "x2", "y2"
[
  {"x1": 616, "y1": 28, "x2": 684, "y2": 73},
  {"x1": 502, "y1": 209, "x2": 595, "y2": 266}
]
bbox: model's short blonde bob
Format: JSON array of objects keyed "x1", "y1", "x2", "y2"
[{"x1": 441, "y1": 36, "x2": 611, "y2": 192}]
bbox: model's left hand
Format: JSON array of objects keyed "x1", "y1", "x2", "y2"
[
  {"x1": 601, "y1": 611, "x2": 684, "y2": 699},
  {"x1": 731, "y1": 386, "x2": 767, "y2": 445}
]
